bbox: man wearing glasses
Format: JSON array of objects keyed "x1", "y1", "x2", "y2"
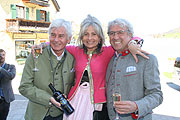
[{"x1": 105, "y1": 18, "x2": 163, "y2": 120}]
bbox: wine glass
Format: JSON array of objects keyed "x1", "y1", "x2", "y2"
[
  {"x1": 32, "y1": 48, "x2": 41, "y2": 72},
  {"x1": 113, "y1": 87, "x2": 121, "y2": 120}
]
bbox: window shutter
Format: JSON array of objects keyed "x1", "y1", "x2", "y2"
[
  {"x1": 10, "y1": 4, "x2": 16, "y2": 19},
  {"x1": 46, "y1": 11, "x2": 50, "y2": 22},
  {"x1": 26, "y1": 7, "x2": 29, "y2": 20},
  {"x1": 36, "y1": 9, "x2": 40, "y2": 21}
]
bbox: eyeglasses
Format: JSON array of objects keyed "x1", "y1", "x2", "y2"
[{"x1": 107, "y1": 30, "x2": 128, "y2": 36}]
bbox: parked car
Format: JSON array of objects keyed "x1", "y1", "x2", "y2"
[
  {"x1": 173, "y1": 57, "x2": 180, "y2": 85},
  {"x1": 174, "y1": 57, "x2": 180, "y2": 68}
]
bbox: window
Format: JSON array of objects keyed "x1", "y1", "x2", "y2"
[
  {"x1": 15, "y1": 40, "x2": 34, "y2": 64},
  {"x1": 11, "y1": 4, "x2": 29, "y2": 19},
  {"x1": 16, "y1": 5, "x2": 25, "y2": 19},
  {"x1": 36, "y1": 9, "x2": 49, "y2": 22},
  {"x1": 40, "y1": 10, "x2": 46, "y2": 21}
]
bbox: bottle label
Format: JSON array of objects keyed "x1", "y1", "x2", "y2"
[{"x1": 60, "y1": 98, "x2": 67, "y2": 105}]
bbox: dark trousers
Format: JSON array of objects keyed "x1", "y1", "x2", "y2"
[
  {"x1": 0, "y1": 97, "x2": 10, "y2": 120},
  {"x1": 93, "y1": 103, "x2": 110, "y2": 120},
  {"x1": 43, "y1": 114, "x2": 63, "y2": 120}
]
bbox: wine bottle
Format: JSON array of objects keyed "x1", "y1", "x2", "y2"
[{"x1": 48, "y1": 83, "x2": 74, "y2": 115}]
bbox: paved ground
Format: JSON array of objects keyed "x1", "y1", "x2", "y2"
[{"x1": 7, "y1": 95, "x2": 28, "y2": 120}]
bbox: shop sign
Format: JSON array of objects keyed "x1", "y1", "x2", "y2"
[{"x1": 13, "y1": 33, "x2": 37, "y2": 39}]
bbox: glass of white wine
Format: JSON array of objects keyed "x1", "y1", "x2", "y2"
[
  {"x1": 113, "y1": 87, "x2": 121, "y2": 120},
  {"x1": 32, "y1": 48, "x2": 41, "y2": 72}
]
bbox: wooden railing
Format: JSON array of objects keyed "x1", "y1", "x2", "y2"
[{"x1": 6, "y1": 18, "x2": 50, "y2": 33}]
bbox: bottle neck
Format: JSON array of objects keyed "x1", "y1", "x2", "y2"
[{"x1": 49, "y1": 83, "x2": 56, "y2": 93}]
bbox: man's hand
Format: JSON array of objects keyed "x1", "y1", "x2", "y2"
[
  {"x1": 31, "y1": 44, "x2": 43, "y2": 58},
  {"x1": 114, "y1": 101, "x2": 137, "y2": 114},
  {"x1": 128, "y1": 41, "x2": 149, "y2": 63},
  {"x1": 50, "y1": 97, "x2": 61, "y2": 108}
]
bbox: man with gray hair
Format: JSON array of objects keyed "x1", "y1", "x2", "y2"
[
  {"x1": 105, "y1": 18, "x2": 163, "y2": 120},
  {"x1": 19, "y1": 19, "x2": 75, "y2": 120}
]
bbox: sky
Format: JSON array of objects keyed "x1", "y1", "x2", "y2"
[{"x1": 56, "y1": 0, "x2": 180, "y2": 36}]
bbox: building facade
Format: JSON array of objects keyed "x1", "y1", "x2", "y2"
[{"x1": 0, "y1": 0, "x2": 60, "y2": 64}]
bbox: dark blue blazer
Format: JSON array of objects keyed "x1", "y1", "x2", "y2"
[{"x1": 0, "y1": 63, "x2": 16, "y2": 103}]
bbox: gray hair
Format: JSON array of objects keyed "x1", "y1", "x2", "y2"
[
  {"x1": 78, "y1": 15, "x2": 105, "y2": 47},
  {"x1": 107, "y1": 18, "x2": 134, "y2": 36},
  {"x1": 48, "y1": 19, "x2": 72, "y2": 39}
]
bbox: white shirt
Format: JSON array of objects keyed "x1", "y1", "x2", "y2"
[{"x1": 51, "y1": 48, "x2": 64, "y2": 61}]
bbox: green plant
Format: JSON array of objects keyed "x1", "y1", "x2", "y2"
[{"x1": 163, "y1": 72, "x2": 173, "y2": 79}]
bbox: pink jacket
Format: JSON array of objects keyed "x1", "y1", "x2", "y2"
[{"x1": 66, "y1": 46, "x2": 114, "y2": 104}]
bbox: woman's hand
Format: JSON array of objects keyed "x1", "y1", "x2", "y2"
[{"x1": 128, "y1": 40, "x2": 149, "y2": 63}]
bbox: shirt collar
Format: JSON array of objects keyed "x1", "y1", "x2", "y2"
[
  {"x1": 51, "y1": 48, "x2": 64, "y2": 61},
  {"x1": 115, "y1": 50, "x2": 130, "y2": 57}
]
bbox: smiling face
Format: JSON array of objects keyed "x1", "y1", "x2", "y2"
[
  {"x1": 82, "y1": 25, "x2": 101, "y2": 52},
  {"x1": 49, "y1": 27, "x2": 71, "y2": 56},
  {"x1": 109, "y1": 25, "x2": 132, "y2": 54}
]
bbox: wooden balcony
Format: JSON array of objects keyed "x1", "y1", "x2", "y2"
[
  {"x1": 22, "y1": 0, "x2": 50, "y2": 7},
  {"x1": 6, "y1": 18, "x2": 50, "y2": 33}
]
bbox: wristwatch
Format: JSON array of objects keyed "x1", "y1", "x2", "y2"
[{"x1": 131, "y1": 110, "x2": 138, "y2": 119}]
